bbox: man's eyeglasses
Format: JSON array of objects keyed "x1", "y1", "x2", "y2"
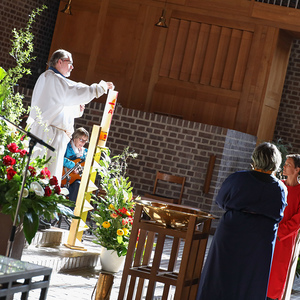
[{"x1": 62, "y1": 59, "x2": 73, "y2": 66}]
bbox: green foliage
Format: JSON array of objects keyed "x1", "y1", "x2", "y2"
[
  {"x1": 273, "y1": 138, "x2": 292, "y2": 178},
  {"x1": 0, "y1": 5, "x2": 47, "y2": 130},
  {"x1": 0, "y1": 131, "x2": 75, "y2": 244},
  {"x1": 91, "y1": 147, "x2": 138, "y2": 257}
]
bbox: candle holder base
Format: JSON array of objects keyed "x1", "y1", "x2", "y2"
[{"x1": 95, "y1": 271, "x2": 115, "y2": 300}]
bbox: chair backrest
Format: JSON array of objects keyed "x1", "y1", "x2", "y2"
[{"x1": 152, "y1": 171, "x2": 186, "y2": 204}]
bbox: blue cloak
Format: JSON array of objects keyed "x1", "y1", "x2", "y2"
[{"x1": 196, "y1": 171, "x2": 287, "y2": 300}]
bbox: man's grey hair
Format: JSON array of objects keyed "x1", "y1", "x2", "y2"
[
  {"x1": 48, "y1": 49, "x2": 72, "y2": 68},
  {"x1": 251, "y1": 142, "x2": 282, "y2": 172}
]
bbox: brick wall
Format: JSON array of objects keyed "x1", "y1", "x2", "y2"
[
  {"x1": 22, "y1": 91, "x2": 256, "y2": 228},
  {"x1": 76, "y1": 102, "x2": 257, "y2": 228},
  {"x1": 274, "y1": 39, "x2": 300, "y2": 155}
]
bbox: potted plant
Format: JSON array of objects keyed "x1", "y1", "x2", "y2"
[
  {"x1": 91, "y1": 147, "x2": 138, "y2": 272},
  {"x1": 0, "y1": 5, "x2": 76, "y2": 258}
]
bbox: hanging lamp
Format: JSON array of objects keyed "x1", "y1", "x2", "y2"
[
  {"x1": 155, "y1": 0, "x2": 168, "y2": 28},
  {"x1": 61, "y1": 0, "x2": 72, "y2": 15}
]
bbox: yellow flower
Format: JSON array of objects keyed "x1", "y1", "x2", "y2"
[
  {"x1": 102, "y1": 221, "x2": 111, "y2": 228},
  {"x1": 109, "y1": 204, "x2": 115, "y2": 209},
  {"x1": 123, "y1": 228, "x2": 129, "y2": 235},
  {"x1": 117, "y1": 229, "x2": 124, "y2": 236}
]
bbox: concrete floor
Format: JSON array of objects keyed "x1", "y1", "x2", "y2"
[{"x1": 13, "y1": 229, "x2": 300, "y2": 300}]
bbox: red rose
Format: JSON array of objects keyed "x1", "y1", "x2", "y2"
[
  {"x1": 44, "y1": 186, "x2": 52, "y2": 197},
  {"x1": 114, "y1": 209, "x2": 123, "y2": 217},
  {"x1": 7, "y1": 167, "x2": 17, "y2": 180},
  {"x1": 28, "y1": 166, "x2": 36, "y2": 177},
  {"x1": 3, "y1": 155, "x2": 16, "y2": 166},
  {"x1": 54, "y1": 185, "x2": 61, "y2": 195},
  {"x1": 40, "y1": 167, "x2": 51, "y2": 179},
  {"x1": 49, "y1": 176, "x2": 58, "y2": 186},
  {"x1": 119, "y1": 207, "x2": 128, "y2": 214},
  {"x1": 19, "y1": 149, "x2": 28, "y2": 157},
  {"x1": 7, "y1": 143, "x2": 18, "y2": 153}
]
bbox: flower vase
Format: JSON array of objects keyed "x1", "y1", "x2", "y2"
[
  {"x1": 99, "y1": 248, "x2": 125, "y2": 273},
  {"x1": 0, "y1": 212, "x2": 25, "y2": 260}
]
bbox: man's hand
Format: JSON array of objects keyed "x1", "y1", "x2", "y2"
[{"x1": 107, "y1": 82, "x2": 115, "y2": 90}]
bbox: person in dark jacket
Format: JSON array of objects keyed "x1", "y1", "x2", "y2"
[{"x1": 196, "y1": 142, "x2": 287, "y2": 300}]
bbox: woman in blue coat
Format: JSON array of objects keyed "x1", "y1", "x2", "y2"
[{"x1": 196, "y1": 142, "x2": 287, "y2": 300}]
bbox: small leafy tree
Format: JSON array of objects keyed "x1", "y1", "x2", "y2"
[{"x1": 0, "y1": 5, "x2": 47, "y2": 133}]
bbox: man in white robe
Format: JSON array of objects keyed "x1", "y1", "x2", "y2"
[{"x1": 27, "y1": 49, "x2": 114, "y2": 184}]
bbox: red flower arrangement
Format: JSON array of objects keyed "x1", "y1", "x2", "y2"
[{"x1": 0, "y1": 134, "x2": 74, "y2": 244}]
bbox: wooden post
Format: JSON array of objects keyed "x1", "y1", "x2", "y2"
[{"x1": 95, "y1": 272, "x2": 115, "y2": 300}]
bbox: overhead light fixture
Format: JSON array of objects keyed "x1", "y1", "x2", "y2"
[
  {"x1": 155, "y1": 0, "x2": 168, "y2": 29},
  {"x1": 61, "y1": 0, "x2": 72, "y2": 15},
  {"x1": 155, "y1": 8, "x2": 168, "y2": 28}
]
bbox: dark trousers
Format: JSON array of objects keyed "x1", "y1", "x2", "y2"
[{"x1": 68, "y1": 180, "x2": 81, "y2": 203}]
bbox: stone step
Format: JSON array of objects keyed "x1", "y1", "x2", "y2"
[
  {"x1": 22, "y1": 228, "x2": 101, "y2": 272},
  {"x1": 29, "y1": 227, "x2": 69, "y2": 247}
]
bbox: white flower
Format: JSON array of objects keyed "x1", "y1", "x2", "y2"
[
  {"x1": 20, "y1": 139, "x2": 29, "y2": 149},
  {"x1": 30, "y1": 182, "x2": 45, "y2": 197},
  {"x1": 39, "y1": 178, "x2": 49, "y2": 185},
  {"x1": 0, "y1": 145, "x2": 4, "y2": 155},
  {"x1": 60, "y1": 187, "x2": 69, "y2": 196},
  {"x1": 18, "y1": 188, "x2": 29, "y2": 198},
  {"x1": 22, "y1": 188, "x2": 29, "y2": 198}
]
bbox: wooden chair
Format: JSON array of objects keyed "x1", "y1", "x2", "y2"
[{"x1": 144, "y1": 171, "x2": 186, "y2": 204}]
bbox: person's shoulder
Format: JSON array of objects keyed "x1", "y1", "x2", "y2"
[
  {"x1": 228, "y1": 170, "x2": 249, "y2": 178},
  {"x1": 235, "y1": 170, "x2": 249, "y2": 175},
  {"x1": 35, "y1": 70, "x2": 49, "y2": 81},
  {"x1": 223, "y1": 170, "x2": 248, "y2": 183},
  {"x1": 43, "y1": 69, "x2": 53, "y2": 75},
  {"x1": 274, "y1": 177, "x2": 287, "y2": 193},
  {"x1": 66, "y1": 141, "x2": 72, "y2": 148},
  {"x1": 43, "y1": 69, "x2": 57, "y2": 79},
  {"x1": 64, "y1": 142, "x2": 73, "y2": 154},
  {"x1": 47, "y1": 69, "x2": 61, "y2": 76}
]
